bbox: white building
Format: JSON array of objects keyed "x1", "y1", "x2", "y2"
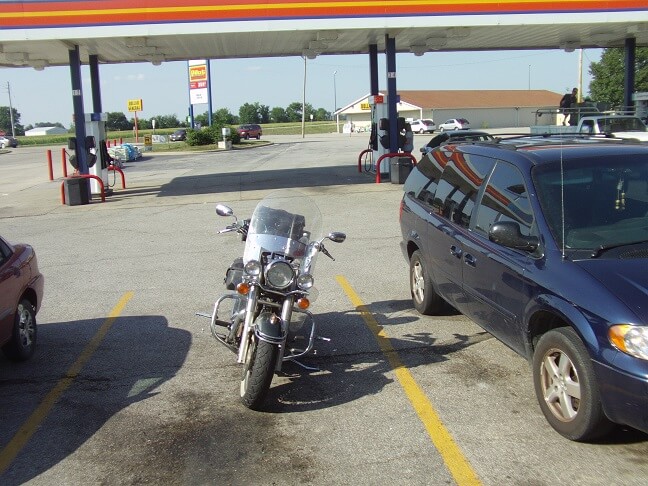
[
  {"x1": 334, "y1": 90, "x2": 564, "y2": 130},
  {"x1": 25, "y1": 126, "x2": 68, "y2": 136}
]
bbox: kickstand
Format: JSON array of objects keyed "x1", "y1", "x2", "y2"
[{"x1": 289, "y1": 359, "x2": 320, "y2": 372}]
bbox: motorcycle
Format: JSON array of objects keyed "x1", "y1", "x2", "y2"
[{"x1": 199, "y1": 190, "x2": 346, "y2": 409}]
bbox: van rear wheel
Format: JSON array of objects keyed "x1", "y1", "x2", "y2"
[{"x1": 410, "y1": 250, "x2": 444, "y2": 315}]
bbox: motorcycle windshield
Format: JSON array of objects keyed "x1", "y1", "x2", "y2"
[{"x1": 243, "y1": 190, "x2": 322, "y2": 264}]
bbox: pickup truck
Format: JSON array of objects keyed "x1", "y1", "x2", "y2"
[{"x1": 575, "y1": 114, "x2": 648, "y2": 141}]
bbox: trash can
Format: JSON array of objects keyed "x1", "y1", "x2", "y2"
[
  {"x1": 391, "y1": 157, "x2": 413, "y2": 184},
  {"x1": 64, "y1": 177, "x2": 90, "y2": 206}
]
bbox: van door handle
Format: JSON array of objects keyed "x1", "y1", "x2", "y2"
[
  {"x1": 464, "y1": 254, "x2": 477, "y2": 267},
  {"x1": 450, "y1": 245, "x2": 462, "y2": 258}
]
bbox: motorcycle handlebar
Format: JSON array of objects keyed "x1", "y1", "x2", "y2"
[{"x1": 218, "y1": 221, "x2": 249, "y2": 236}]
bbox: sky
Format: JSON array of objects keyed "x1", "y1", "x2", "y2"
[{"x1": 1, "y1": 48, "x2": 603, "y2": 128}]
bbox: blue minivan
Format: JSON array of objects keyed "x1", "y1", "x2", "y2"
[{"x1": 399, "y1": 136, "x2": 648, "y2": 441}]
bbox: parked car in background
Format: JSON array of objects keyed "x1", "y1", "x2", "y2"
[
  {"x1": 438, "y1": 118, "x2": 470, "y2": 131},
  {"x1": 0, "y1": 135, "x2": 18, "y2": 149},
  {"x1": 400, "y1": 136, "x2": 648, "y2": 441},
  {"x1": 409, "y1": 119, "x2": 436, "y2": 134},
  {"x1": 419, "y1": 129, "x2": 494, "y2": 154},
  {"x1": 0, "y1": 235, "x2": 43, "y2": 361},
  {"x1": 575, "y1": 115, "x2": 648, "y2": 141},
  {"x1": 169, "y1": 129, "x2": 187, "y2": 142},
  {"x1": 237, "y1": 124, "x2": 262, "y2": 140}
]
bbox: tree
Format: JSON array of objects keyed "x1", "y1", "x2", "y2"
[
  {"x1": 238, "y1": 103, "x2": 257, "y2": 123},
  {"x1": 0, "y1": 106, "x2": 24, "y2": 136},
  {"x1": 213, "y1": 108, "x2": 237, "y2": 125},
  {"x1": 285, "y1": 102, "x2": 309, "y2": 122},
  {"x1": 589, "y1": 47, "x2": 648, "y2": 108},
  {"x1": 137, "y1": 118, "x2": 152, "y2": 129},
  {"x1": 156, "y1": 114, "x2": 183, "y2": 128},
  {"x1": 239, "y1": 102, "x2": 270, "y2": 124},
  {"x1": 106, "y1": 111, "x2": 130, "y2": 131},
  {"x1": 194, "y1": 111, "x2": 210, "y2": 127},
  {"x1": 270, "y1": 107, "x2": 288, "y2": 123},
  {"x1": 193, "y1": 108, "x2": 237, "y2": 127},
  {"x1": 257, "y1": 103, "x2": 270, "y2": 123},
  {"x1": 314, "y1": 108, "x2": 330, "y2": 121}
]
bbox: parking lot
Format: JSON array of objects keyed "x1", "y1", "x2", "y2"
[{"x1": 1, "y1": 134, "x2": 647, "y2": 485}]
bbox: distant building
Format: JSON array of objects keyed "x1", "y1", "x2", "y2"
[
  {"x1": 25, "y1": 126, "x2": 68, "y2": 136},
  {"x1": 334, "y1": 90, "x2": 563, "y2": 129}
]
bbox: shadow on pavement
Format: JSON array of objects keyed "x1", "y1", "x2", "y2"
[
  {"x1": 0, "y1": 315, "x2": 191, "y2": 485},
  {"x1": 258, "y1": 307, "x2": 490, "y2": 414},
  {"x1": 157, "y1": 164, "x2": 373, "y2": 197}
]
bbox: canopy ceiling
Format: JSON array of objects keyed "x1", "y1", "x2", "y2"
[{"x1": 0, "y1": 2, "x2": 647, "y2": 69}]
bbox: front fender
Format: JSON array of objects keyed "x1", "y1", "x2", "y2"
[
  {"x1": 524, "y1": 293, "x2": 602, "y2": 359},
  {"x1": 254, "y1": 311, "x2": 285, "y2": 345}
]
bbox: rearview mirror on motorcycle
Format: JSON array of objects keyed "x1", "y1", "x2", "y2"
[
  {"x1": 327, "y1": 232, "x2": 346, "y2": 243},
  {"x1": 216, "y1": 204, "x2": 234, "y2": 217}
]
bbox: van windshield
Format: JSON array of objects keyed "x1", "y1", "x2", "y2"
[{"x1": 533, "y1": 155, "x2": 648, "y2": 251}]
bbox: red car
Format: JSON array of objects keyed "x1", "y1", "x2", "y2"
[
  {"x1": 0, "y1": 235, "x2": 44, "y2": 361},
  {"x1": 236, "y1": 124, "x2": 262, "y2": 140}
]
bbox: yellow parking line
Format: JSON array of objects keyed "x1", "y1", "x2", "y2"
[
  {"x1": 336, "y1": 276, "x2": 481, "y2": 486},
  {"x1": 0, "y1": 292, "x2": 134, "y2": 475}
]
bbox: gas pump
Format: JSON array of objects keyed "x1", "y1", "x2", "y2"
[
  {"x1": 84, "y1": 113, "x2": 110, "y2": 195},
  {"x1": 368, "y1": 94, "x2": 390, "y2": 178}
]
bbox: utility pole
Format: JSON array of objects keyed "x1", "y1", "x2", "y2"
[
  {"x1": 301, "y1": 56, "x2": 306, "y2": 138},
  {"x1": 333, "y1": 70, "x2": 339, "y2": 133},
  {"x1": 577, "y1": 49, "x2": 583, "y2": 103},
  {"x1": 4, "y1": 82, "x2": 16, "y2": 137}
]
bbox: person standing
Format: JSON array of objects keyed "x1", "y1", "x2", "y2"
[{"x1": 560, "y1": 88, "x2": 578, "y2": 126}]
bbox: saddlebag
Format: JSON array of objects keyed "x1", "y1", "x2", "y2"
[{"x1": 224, "y1": 257, "x2": 244, "y2": 290}]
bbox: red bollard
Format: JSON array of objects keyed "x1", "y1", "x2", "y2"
[
  {"x1": 61, "y1": 148, "x2": 68, "y2": 178},
  {"x1": 107, "y1": 140, "x2": 111, "y2": 148},
  {"x1": 46, "y1": 150, "x2": 54, "y2": 181},
  {"x1": 119, "y1": 137, "x2": 123, "y2": 145}
]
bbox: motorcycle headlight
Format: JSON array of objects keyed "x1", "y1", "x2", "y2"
[
  {"x1": 265, "y1": 261, "x2": 294, "y2": 289},
  {"x1": 244, "y1": 260, "x2": 262, "y2": 277},
  {"x1": 609, "y1": 325, "x2": 648, "y2": 360},
  {"x1": 297, "y1": 274, "x2": 314, "y2": 290}
]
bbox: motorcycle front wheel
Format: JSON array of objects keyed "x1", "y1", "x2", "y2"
[{"x1": 240, "y1": 335, "x2": 279, "y2": 409}]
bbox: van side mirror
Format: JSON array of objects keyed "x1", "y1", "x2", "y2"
[{"x1": 489, "y1": 222, "x2": 538, "y2": 252}]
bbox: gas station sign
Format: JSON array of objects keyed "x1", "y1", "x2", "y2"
[
  {"x1": 127, "y1": 99, "x2": 143, "y2": 112},
  {"x1": 188, "y1": 59, "x2": 209, "y2": 105}
]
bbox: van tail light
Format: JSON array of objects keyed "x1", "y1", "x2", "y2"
[{"x1": 399, "y1": 199, "x2": 405, "y2": 221}]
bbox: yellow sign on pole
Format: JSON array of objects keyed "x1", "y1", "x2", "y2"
[{"x1": 127, "y1": 99, "x2": 143, "y2": 112}]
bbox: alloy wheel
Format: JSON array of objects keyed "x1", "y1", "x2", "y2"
[
  {"x1": 411, "y1": 260, "x2": 425, "y2": 304},
  {"x1": 539, "y1": 347, "x2": 581, "y2": 422}
]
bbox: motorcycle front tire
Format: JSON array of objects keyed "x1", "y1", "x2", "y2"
[{"x1": 240, "y1": 335, "x2": 279, "y2": 410}]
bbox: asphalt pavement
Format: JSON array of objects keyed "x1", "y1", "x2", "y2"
[{"x1": 0, "y1": 132, "x2": 646, "y2": 485}]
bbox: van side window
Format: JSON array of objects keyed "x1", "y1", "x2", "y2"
[
  {"x1": 403, "y1": 153, "x2": 445, "y2": 208},
  {"x1": 473, "y1": 161, "x2": 534, "y2": 237},
  {"x1": 432, "y1": 154, "x2": 495, "y2": 228}
]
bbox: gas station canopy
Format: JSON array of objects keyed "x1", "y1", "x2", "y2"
[{"x1": 1, "y1": 1, "x2": 647, "y2": 69}]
